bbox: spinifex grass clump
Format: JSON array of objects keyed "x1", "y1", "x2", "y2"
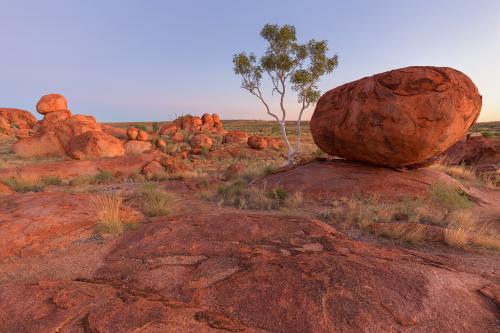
[
  {"x1": 135, "y1": 183, "x2": 174, "y2": 217},
  {"x1": 90, "y1": 194, "x2": 124, "y2": 234},
  {"x1": 214, "y1": 179, "x2": 302, "y2": 210}
]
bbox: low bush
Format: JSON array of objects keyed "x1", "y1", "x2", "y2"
[
  {"x1": 135, "y1": 183, "x2": 174, "y2": 217},
  {"x1": 2, "y1": 175, "x2": 45, "y2": 192},
  {"x1": 214, "y1": 180, "x2": 301, "y2": 210}
]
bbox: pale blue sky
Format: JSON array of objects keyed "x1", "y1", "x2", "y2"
[{"x1": 1, "y1": 0, "x2": 499, "y2": 122}]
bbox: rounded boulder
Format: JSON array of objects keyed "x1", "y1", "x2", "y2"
[
  {"x1": 36, "y1": 94, "x2": 68, "y2": 115},
  {"x1": 310, "y1": 66, "x2": 482, "y2": 168}
]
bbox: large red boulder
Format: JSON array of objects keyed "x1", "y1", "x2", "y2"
[
  {"x1": 66, "y1": 130, "x2": 124, "y2": 160},
  {"x1": 310, "y1": 66, "x2": 482, "y2": 168},
  {"x1": 36, "y1": 93, "x2": 69, "y2": 115},
  {"x1": 224, "y1": 130, "x2": 248, "y2": 144}
]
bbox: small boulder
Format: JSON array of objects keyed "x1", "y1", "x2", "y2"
[
  {"x1": 224, "y1": 131, "x2": 248, "y2": 144},
  {"x1": 127, "y1": 127, "x2": 139, "y2": 140},
  {"x1": 248, "y1": 135, "x2": 268, "y2": 150},
  {"x1": 190, "y1": 133, "x2": 213, "y2": 154},
  {"x1": 101, "y1": 125, "x2": 128, "y2": 139},
  {"x1": 137, "y1": 130, "x2": 149, "y2": 141},
  {"x1": 124, "y1": 140, "x2": 153, "y2": 155},
  {"x1": 156, "y1": 138, "x2": 167, "y2": 148},
  {"x1": 171, "y1": 131, "x2": 185, "y2": 143},
  {"x1": 201, "y1": 113, "x2": 214, "y2": 127},
  {"x1": 36, "y1": 94, "x2": 68, "y2": 115},
  {"x1": 142, "y1": 161, "x2": 166, "y2": 179},
  {"x1": 159, "y1": 123, "x2": 179, "y2": 136},
  {"x1": 67, "y1": 130, "x2": 125, "y2": 160}
]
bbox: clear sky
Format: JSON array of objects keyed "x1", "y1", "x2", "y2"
[{"x1": 1, "y1": 0, "x2": 499, "y2": 122}]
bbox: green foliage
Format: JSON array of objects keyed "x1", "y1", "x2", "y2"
[
  {"x1": 152, "y1": 122, "x2": 160, "y2": 133},
  {"x1": 136, "y1": 183, "x2": 173, "y2": 217},
  {"x1": 481, "y1": 131, "x2": 494, "y2": 138},
  {"x1": 2, "y1": 176, "x2": 45, "y2": 192},
  {"x1": 233, "y1": 23, "x2": 338, "y2": 106},
  {"x1": 42, "y1": 176, "x2": 64, "y2": 186},
  {"x1": 92, "y1": 171, "x2": 114, "y2": 185},
  {"x1": 135, "y1": 124, "x2": 148, "y2": 131},
  {"x1": 232, "y1": 23, "x2": 338, "y2": 165},
  {"x1": 428, "y1": 183, "x2": 472, "y2": 212}
]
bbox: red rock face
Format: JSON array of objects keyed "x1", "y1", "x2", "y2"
[
  {"x1": 441, "y1": 136, "x2": 499, "y2": 174},
  {"x1": 36, "y1": 93, "x2": 69, "y2": 115},
  {"x1": 310, "y1": 66, "x2": 482, "y2": 168},
  {"x1": 190, "y1": 134, "x2": 213, "y2": 153},
  {"x1": 67, "y1": 130, "x2": 125, "y2": 160},
  {"x1": 0, "y1": 108, "x2": 37, "y2": 130}
]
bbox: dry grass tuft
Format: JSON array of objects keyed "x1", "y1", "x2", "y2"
[
  {"x1": 2, "y1": 175, "x2": 45, "y2": 192},
  {"x1": 374, "y1": 223, "x2": 425, "y2": 244},
  {"x1": 136, "y1": 183, "x2": 174, "y2": 217},
  {"x1": 90, "y1": 194, "x2": 125, "y2": 234},
  {"x1": 430, "y1": 163, "x2": 477, "y2": 181},
  {"x1": 443, "y1": 223, "x2": 469, "y2": 248}
]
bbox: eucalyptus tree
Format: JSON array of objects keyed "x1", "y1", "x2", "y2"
[{"x1": 233, "y1": 23, "x2": 338, "y2": 165}]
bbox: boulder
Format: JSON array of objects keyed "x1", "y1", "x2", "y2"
[
  {"x1": 36, "y1": 94, "x2": 68, "y2": 115},
  {"x1": 127, "y1": 127, "x2": 139, "y2": 140},
  {"x1": 159, "y1": 123, "x2": 179, "y2": 136},
  {"x1": 266, "y1": 137, "x2": 284, "y2": 149},
  {"x1": 38, "y1": 110, "x2": 73, "y2": 129},
  {"x1": 248, "y1": 135, "x2": 267, "y2": 150},
  {"x1": 67, "y1": 130, "x2": 124, "y2": 160},
  {"x1": 212, "y1": 113, "x2": 222, "y2": 126},
  {"x1": 171, "y1": 131, "x2": 184, "y2": 143},
  {"x1": 101, "y1": 125, "x2": 127, "y2": 139},
  {"x1": 136, "y1": 130, "x2": 149, "y2": 141},
  {"x1": 142, "y1": 161, "x2": 166, "y2": 179},
  {"x1": 12, "y1": 131, "x2": 66, "y2": 158},
  {"x1": 124, "y1": 140, "x2": 152, "y2": 155},
  {"x1": 310, "y1": 66, "x2": 482, "y2": 168},
  {"x1": 224, "y1": 130, "x2": 248, "y2": 144},
  {"x1": 201, "y1": 113, "x2": 214, "y2": 127},
  {"x1": 156, "y1": 138, "x2": 167, "y2": 148},
  {"x1": 441, "y1": 136, "x2": 499, "y2": 174},
  {"x1": 190, "y1": 134, "x2": 213, "y2": 154},
  {"x1": 0, "y1": 108, "x2": 37, "y2": 129}
]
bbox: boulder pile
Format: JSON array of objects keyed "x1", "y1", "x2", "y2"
[
  {"x1": 13, "y1": 94, "x2": 123, "y2": 159},
  {"x1": 310, "y1": 66, "x2": 482, "y2": 168}
]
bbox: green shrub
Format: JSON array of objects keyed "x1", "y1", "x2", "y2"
[
  {"x1": 136, "y1": 183, "x2": 174, "y2": 217},
  {"x1": 428, "y1": 183, "x2": 472, "y2": 212},
  {"x1": 42, "y1": 176, "x2": 64, "y2": 186},
  {"x1": 91, "y1": 171, "x2": 114, "y2": 185},
  {"x1": 2, "y1": 176, "x2": 45, "y2": 192}
]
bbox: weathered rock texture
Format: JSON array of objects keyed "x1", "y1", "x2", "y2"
[
  {"x1": 36, "y1": 93, "x2": 68, "y2": 115},
  {"x1": 254, "y1": 160, "x2": 461, "y2": 202},
  {"x1": 0, "y1": 206, "x2": 498, "y2": 332},
  {"x1": 67, "y1": 130, "x2": 125, "y2": 160},
  {"x1": 441, "y1": 136, "x2": 499, "y2": 174},
  {"x1": 310, "y1": 66, "x2": 482, "y2": 167}
]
